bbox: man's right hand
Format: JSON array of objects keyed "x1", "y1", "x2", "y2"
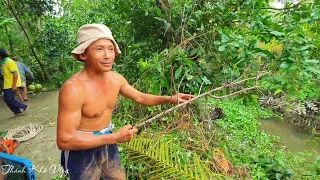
[
  {"x1": 12, "y1": 85, "x2": 17, "y2": 91},
  {"x1": 114, "y1": 125, "x2": 138, "y2": 143}
]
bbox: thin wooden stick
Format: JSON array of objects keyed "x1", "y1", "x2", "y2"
[
  {"x1": 134, "y1": 72, "x2": 269, "y2": 130},
  {"x1": 208, "y1": 85, "x2": 257, "y2": 99}
]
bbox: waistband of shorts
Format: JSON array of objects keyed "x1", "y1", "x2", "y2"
[{"x1": 77, "y1": 123, "x2": 114, "y2": 135}]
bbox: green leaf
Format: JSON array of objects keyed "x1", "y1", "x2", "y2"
[
  {"x1": 249, "y1": 40, "x2": 257, "y2": 49},
  {"x1": 195, "y1": 77, "x2": 202, "y2": 84},
  {"x1": 118, "y1": 146, "x2": 123, "y2": 152},
  {"x1": 307, "y1": 67, "x2": 320, "y2": 75},
  {"x1": 213, "y1": 53, "x2": 221, "y2": 62},
  {"x1": 305, "y1": 59, "x2": 319, "y2": 64},
  {"x1": 186, "y1": 74, "x2": 194, "y2": 80},
  {"x1": 274, "y1": 89, "x2": 282, "y2": 95},
  {"x1": 201, "y1": 76, "x2": 211, "y2": 85},
  {"x1": 218, "y1": 45, "x2": 226, "y2": 52},
  {"x1": 156, "y1": 8, "x2": 162, "y2": 17},
  {"x1": 275, "y1": 173, "x2": 283, "y2": 180},
  {"x1": 189, "y1": 49, "x2": 197, "y2": 56},
  {"x1": 121, "y1": 136, "x2": 225, "y2": 179},
  {"x1": 270, "y1": 31, "x2": 285, "y2": 36},
  {"x1": 311, "y1": 9, "x2": 320, "y2": 19},
  {"x1": 175, "y1": 66, "x2": 182, "y2": 80},
  {"x1": 280, "y1": 61, "x2": 290, "y2": 68},
  {"x1": 155, "y1": 63, "x2": 162, "y2": 73}
]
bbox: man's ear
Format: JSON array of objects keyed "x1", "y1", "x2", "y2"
[{"x1": 79, "y1": 53, "x2": 86, "y2": 61}]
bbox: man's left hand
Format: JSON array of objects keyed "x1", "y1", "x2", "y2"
[{"x1": 169, "y1": 93, "x2": 195, "y2": 104}]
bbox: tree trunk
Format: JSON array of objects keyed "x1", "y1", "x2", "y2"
[
  {"x1": 156, "y1": 0, "x2": 172, "y2": 48},
  {"x1": 4, "y1": 0, "x2": 50, "y2": 81},
  {"x1": 59, "y1": 56, "x2": 65, "y2": 73},
  {"x1": 4, "y1": 26, "x2": 14, "y2": 55}
]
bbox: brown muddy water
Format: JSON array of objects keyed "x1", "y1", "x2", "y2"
[{"x1": 259, "y1": 118, "x2": 320, "y2": 156}]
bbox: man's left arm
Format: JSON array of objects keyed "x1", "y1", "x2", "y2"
[
  {"x1": 119, "y1": 75, "x2": 194, "y2": 106},
  {"x1": 23, "y1": 64, "x2": 35, "y2": 82}
]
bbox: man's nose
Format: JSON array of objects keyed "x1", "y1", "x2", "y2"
[{"x1": 103, "y1": 49, "x2": 111, "y2": 58}]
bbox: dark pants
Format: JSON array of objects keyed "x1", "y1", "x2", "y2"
[
  {"x1": 3, "y1": 89, "x2": 27, "y2": 115},
  {"x1": 61, "y1": 144, "x2": 125, "y2": 180}
]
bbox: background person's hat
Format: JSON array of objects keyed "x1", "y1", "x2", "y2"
[{"x1": 71, "y1": 23, "x2": 121, "y2": 61}]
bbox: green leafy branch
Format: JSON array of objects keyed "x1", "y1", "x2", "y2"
[{"x1": 122, "y1": 136, "x2": 225, "y2": 180}]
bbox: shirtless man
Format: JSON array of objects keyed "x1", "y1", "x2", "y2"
[{"x1": 57, "y1": 24, "x2": 194, "y2": 180}]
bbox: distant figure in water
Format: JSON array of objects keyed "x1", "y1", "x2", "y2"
[{"x1": 12, "y1": 57, "x2": 34, "y2": 102}]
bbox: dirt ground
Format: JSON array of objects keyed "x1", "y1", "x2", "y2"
[{"x1": 0, "y1": 91, "x2": 62, "y2": 180}]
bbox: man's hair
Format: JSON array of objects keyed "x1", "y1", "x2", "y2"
[{"x1": 0, "y1": 48, "x2": 8, "y2": 58}]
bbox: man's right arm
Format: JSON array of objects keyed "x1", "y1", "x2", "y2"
[{"x1": 57, "y1": 81, "x2": 137, "y2": 151}]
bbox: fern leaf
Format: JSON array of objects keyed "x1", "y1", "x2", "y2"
[
  {"x1": 165, "y1": 142, "x2": 170, "y2": 165},
  {"x1": 195, "y1": 154, "x2": 206, "y2": 179},
  {"x1": 149, "y1": 169, "x2": 182, "y2": 180},
  {"x1": 145, "y1": 166, "x2": 168, "y2": 176},
  {"x1": 170, "y1": 138, "x2": 173, "y2": 166},
  {"x1": 122, "y1": 136, "x2": 225, "y2": 180}
]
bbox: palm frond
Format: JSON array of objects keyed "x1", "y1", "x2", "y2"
[{"x1": 121, "y1": 136, "x2": 226, "y2": 180}]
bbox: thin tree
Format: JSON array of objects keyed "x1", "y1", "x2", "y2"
[{"x1": 3, "y1": 0, "x2": 50, "y2": 81}]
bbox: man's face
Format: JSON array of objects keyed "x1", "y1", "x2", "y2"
[{"x1": 81, "y1": 39, "x2": 116, "y2": 72}]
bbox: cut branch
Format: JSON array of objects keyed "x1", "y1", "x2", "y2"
[
  {"x1": 134, "y1": 72, "x2": 269, "y2": 130},
  {"x1": 208, "y1": 85, "x2": 257, "y2": 99}
]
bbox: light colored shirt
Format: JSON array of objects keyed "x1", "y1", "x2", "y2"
[{"x1": 15, "y1": 61, "x2": 34, "y2": 82}]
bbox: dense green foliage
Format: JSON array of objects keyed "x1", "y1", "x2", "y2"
[
  {"x1": 1, "y1": 0, "x2": 319, "y2": 179},
  {"x1": 1, "y1": 0, "x2": 319, "y2": 99},
  {"x1": 113, "y1": 97, "x2": 319, "y2": 179}
]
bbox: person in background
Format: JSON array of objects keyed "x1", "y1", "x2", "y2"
[
  {"x1": 0, "y1": 69, "x2": 3, "y2": 95},
  {"x1": 0, "y1": 48, "x2": 28, "y2": 117},
  {"x1": 12, "y1": 57, "x2": 34, "y2": 102}
]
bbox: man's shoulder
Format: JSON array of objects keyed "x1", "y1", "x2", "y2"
[
  {"x1": 60, "y1": 74, "x2": 83, "y2": 94},
  {"x1": 15, "y1": 62, "x2": 24, "y2": 69},
  {"x1": 5, "y1": 59, "x2": 18, "y2": 69},
  {"x1": 108, "y1": 71, "x2": 126, "y2": 82},
  {"x1": 6, "y1": 58, "x2": 15, "y2": 64}
]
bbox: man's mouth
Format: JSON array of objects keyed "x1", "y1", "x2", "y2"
[{"x1": 100, "y1": 62, "x2": 112, "y2": 67}]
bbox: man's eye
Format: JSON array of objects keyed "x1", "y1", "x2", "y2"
[{"x1": 97, "y1": 48, "x2": 103, "y2": 51}]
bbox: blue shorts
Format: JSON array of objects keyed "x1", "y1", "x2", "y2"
[{"x1": 61, "y1": 125, "x2": 125, "y2": 180}]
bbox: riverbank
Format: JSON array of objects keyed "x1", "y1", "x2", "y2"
[
  {"x1": 207, "y1": 99, "x2": 320, "y2": 179},
  {"x1": 0, "y1": 92, "x2": 319, "y2": 179}
]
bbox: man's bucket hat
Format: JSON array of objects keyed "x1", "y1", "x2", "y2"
[{"x1": 71, "y1": 23, "x2": 121, "y2": 61}]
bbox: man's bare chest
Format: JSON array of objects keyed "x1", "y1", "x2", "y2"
[{"x1": 81, "y1": 84, "x2": 120, "y2": 118}]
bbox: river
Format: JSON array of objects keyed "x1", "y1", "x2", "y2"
[{"x1": 259, "y1": 118, "x2": 320, "y2": 157}]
